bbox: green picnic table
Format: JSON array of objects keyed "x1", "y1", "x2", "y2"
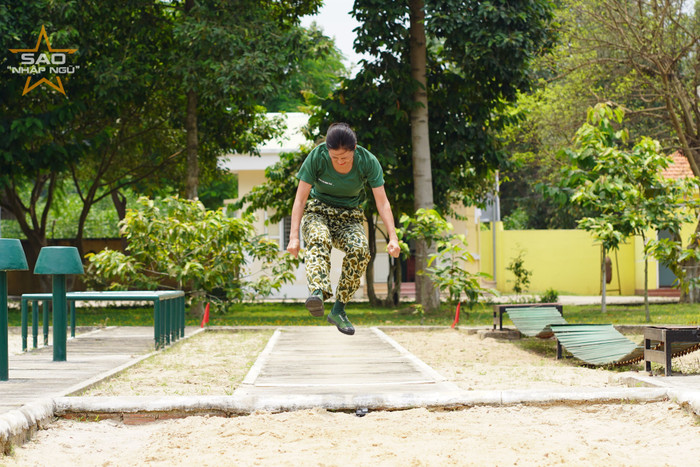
[{"x1": 21, "y1": 290, "x2": 186, "y2": 352}]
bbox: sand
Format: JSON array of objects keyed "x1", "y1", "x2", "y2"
[
  {"x1": 77, "y1": 330, "x2": 274, "y2": 397},
  {"x1": 5, "y1": 403, "x2": 700, "y2": 466},
  {"x1": 3, "y1": 327, "x2": 700, "y2": 466}
]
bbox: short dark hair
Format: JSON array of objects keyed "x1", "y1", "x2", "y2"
[{"x1": 326, "y1": 123, "x2": 357, "y2": 150}]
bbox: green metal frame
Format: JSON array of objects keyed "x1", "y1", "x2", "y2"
[{"x1": 20, "y1": 290, "x2": 186, "y2": 352}]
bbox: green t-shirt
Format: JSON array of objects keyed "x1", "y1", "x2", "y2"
[{"x1": 296, "y1": 143, "x2": 385, "y2": 208}]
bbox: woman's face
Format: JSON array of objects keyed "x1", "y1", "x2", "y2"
[{"x1": 328, "y1": 147, "x2": 354, "y2": 167}]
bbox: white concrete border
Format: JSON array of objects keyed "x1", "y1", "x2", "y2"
[
  {"x1": 51, "y1": 386, "x2": 671, "y2": 415},
  {"x1": 371, "y1": 327, "x2": 451, "y2": 384},
  {"x1": 240, "y1": 328, "x2": 282, "y2": 386}
]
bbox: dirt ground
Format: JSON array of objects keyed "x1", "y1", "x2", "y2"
[{"x1": 4, "y1": 327, "x2": 700, "y2": 466}]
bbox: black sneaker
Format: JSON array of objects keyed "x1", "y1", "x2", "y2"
[
  {"x1": 305, "y1": 290, "x2": 324, "y2": 317},
  {"x1": 327, "y1": 307, "x2": 355, "y2": 335}
]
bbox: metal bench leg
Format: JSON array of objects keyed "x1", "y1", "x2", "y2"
[
  {"x1": 153, "y1": 301, "x2": 161, "y2": 349},
  {"x1": 556, "y1": 339, "x2": 562, "y2": 360},
  {"x1": 166, "y1": 299, "x2": 177, "y2": 343},
  {"x1": 165, "y1": 300, "x2": 171, "y2": 346},
  {"x1": 644, "y1": 337, "x2": 652, "y2": 374},
  {"x1": 21, "y1": 299, "x2": 28, "y2": 352},
  {"x1": 664, "y1": 334, "x2": 673, "y2": 377},
  {"x1": 70, "y1": 301, "x2": 76, "y2": 338},
  {"x1": 42, "y1": 300, "x2": 50, "y2": 346},
  {"x1": 180, "y1": 296, "x2": 185, "y2": 338}
]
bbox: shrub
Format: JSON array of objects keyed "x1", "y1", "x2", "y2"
[
  {"x1": 85, "y1": 196, "x2": 299, "y2": 308},
  {"x1": 540, "y1": 288, "x2": 559, "y2": 303}
]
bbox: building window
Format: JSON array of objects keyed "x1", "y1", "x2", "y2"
[
  {"x1": 267, "y1": 214, "x2": 293, "y2": 251},
  {"x1": 281, "y1": 215, "x2": 292, "y2": 251}
]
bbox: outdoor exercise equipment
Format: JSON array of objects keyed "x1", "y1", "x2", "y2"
[
  {"x1": 0, "y1": 239, "x2": 28, "y2": 380},
  {"x1": 34, "y1": 246, "x2": 84, "y2": 362},
  {"x1": 20, "y1": 290, "x2": 185, "y2": 351}
]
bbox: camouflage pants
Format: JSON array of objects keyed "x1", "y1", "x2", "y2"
[{"x1": 301, "y1": 199, "x2": 370, "y2": 303}]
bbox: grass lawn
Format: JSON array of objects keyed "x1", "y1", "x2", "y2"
[{"x1": 7, "y1": 300, "x2": 699, "y2": 327}]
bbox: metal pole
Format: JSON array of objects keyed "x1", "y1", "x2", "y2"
[
  {"x1": 154, "y1": 300, "x2": 161, "y2": 349},
  {"x1": 492, "y1": 221, "x2": 497, "y2": 284},
  {"x1": 493, "y1": 172, "x2": 500, "y2": 285},
  {"x1": 169, "y1": 299, "x2": 177, "y2": 342},
  {"x1": 165, "y1": 298, "x2": 171, "y2": 346},
  {"x1": 177, "y1": 296, "x2": 185, "y2": 337},
  {"x1": 1, "y1": 271, "x2": 9, "y2": 380},
  {"x1": 33, "y1": 301, "x2": 39, "y2": 348},
  {"x1": 21, "y1": 298, "x2": 27, "y2": 352},
  {"x1": 70, "y1": 301, "x2": 76, "y2": 338},
  {"x1": 52, "y1": 274, "x2": 67, "y2": 361},
  {"x1": 42, "y1": 300, "x2": 48, "y2": 346}
]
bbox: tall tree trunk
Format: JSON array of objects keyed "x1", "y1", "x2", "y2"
[
  {"x1": 642, "y1": 233, "x2": 650, "y2": 322},
  {"x1": 383, "y1": 256, "x2": 402, "y2": 307},
  {"x1": 601, "y1": 246, "x2": 607, "y2": 313},
  {"x1": 2, "y1": 178, "x2": 53, "y2": 291},
  {"x1": 73, "y1": 181, "x2": 101, "y2": 259},
  {"x1": 183, "y1": 0, "x2": 198, "y2": 200},
  {"x1": 185, "y1": 89, "x2": 199, "y2": 200},
  {"x1": 111, "y1": 189, "x2": 129, "y2": 252},
  {"x1": 409, "y1": 0, "x2": 439, "y2": 312}
]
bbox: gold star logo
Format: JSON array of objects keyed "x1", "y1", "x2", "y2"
[{"x1": 9, "y1": 25, "x2": 77, "y2": 96}]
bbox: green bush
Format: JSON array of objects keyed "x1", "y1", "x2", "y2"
[
  {"x1": 540, "y1": 288, "x2": 559, "y2": 303},
  {"x1": 85, "y1": 196, "x2": 299, "y2": 307},
  {"x1": 400, "y1": 208, "x2": 495, "y2": 309}
]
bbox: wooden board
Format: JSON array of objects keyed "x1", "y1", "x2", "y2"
[
  {"x1": 0, "y1": 327, "x2": 155, "y2": 413},
  {"x1": 241, "y1": 327, "x2": 460, "y2": 398}
]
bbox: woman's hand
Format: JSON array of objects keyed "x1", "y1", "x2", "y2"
[
  {"x1": 287, "y1": 238, "x2": 300, "y2": 258},
  {"x1": 387, "y1": 239, "x2": 400, "y2": 258}
]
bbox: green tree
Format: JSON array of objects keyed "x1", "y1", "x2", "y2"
[
  {"x1": 172, "y1": 0, "x2": 322, "y2": 199},
  {"x1": 262, "y1": 23, "x2": 347, "y2": 112},
  {"x1": 86, "y1": 197, "x2": 299, "y2": 313},
  {"x1": 563, "y1": 0, "x2": 700, "y2": 303},
  {"x1": 506, "y1": 251, "x2": 532, "y2": 298},
  {"x1": 1, "y1": 1, "x2": 191, "y2": 267},
  {"x1": 400, "y1": 209, "x2": 493, "y2": 312},
  {"x1": 498, "y1": 0, "x2": 679, "y2": 230},
  {"x1": 310, "y1": 0, "x2": 556, "y2": 308},
  {"x1": 1, "y1": 1, "x2": 331, "y2": 272},
  {"x1": 561, "y1": 104, "x2": 637, "y2": 312},
  {"x1": 1, "y1": 1, "x2": 91, "y2": 268},
  {"x1": 561, "y1": 103, "x2": 698, "y2": 316}
]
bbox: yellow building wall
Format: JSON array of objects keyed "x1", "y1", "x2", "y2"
[
  {"x1": 234, "y1": 159, "x2": 694, "y2": 298},
  {"x1": 481, "y1": 224, "x2": 640, "y2": 295},
  {"x1": 446, "y1": 205, "x2": 481, "y2": 276}
]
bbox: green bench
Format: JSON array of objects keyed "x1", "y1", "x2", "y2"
[
  {"x1": 21, "y1": 290, "x2": 186, "y2": 351},
  {"x1": 550, "y1": 324, "x2": 642, "y2": 366},
  {"x1": 492, "y1": 302, "x2": 564, "y2": 332},
  {"x1": 492, "y1": 303, "x2": 565, "y2": 358}
]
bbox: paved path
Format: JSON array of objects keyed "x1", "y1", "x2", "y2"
[
  {"x1": 0, "y1": 327, "x2": 156, "y2": 413},
  {"x1": 233, "y1": 327, "x2": 463, "y2": 411}
]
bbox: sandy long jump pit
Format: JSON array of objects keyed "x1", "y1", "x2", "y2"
[{"x1": 3, "y1": 327, "x2": 700, "y2": 465}]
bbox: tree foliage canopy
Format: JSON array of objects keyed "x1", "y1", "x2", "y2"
[
  {"x1": 311, "y1": 0, "x2": 558, "y2": 214},
  {"x1": 0, "y1": 0, "x2": 336, "y2": 274},
  {"x1": 499, "y1": 0, "x2": 700, "y2": 230},
  {"x1": 559, "y1": 103, "x2": 699, "y2": 310}
]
